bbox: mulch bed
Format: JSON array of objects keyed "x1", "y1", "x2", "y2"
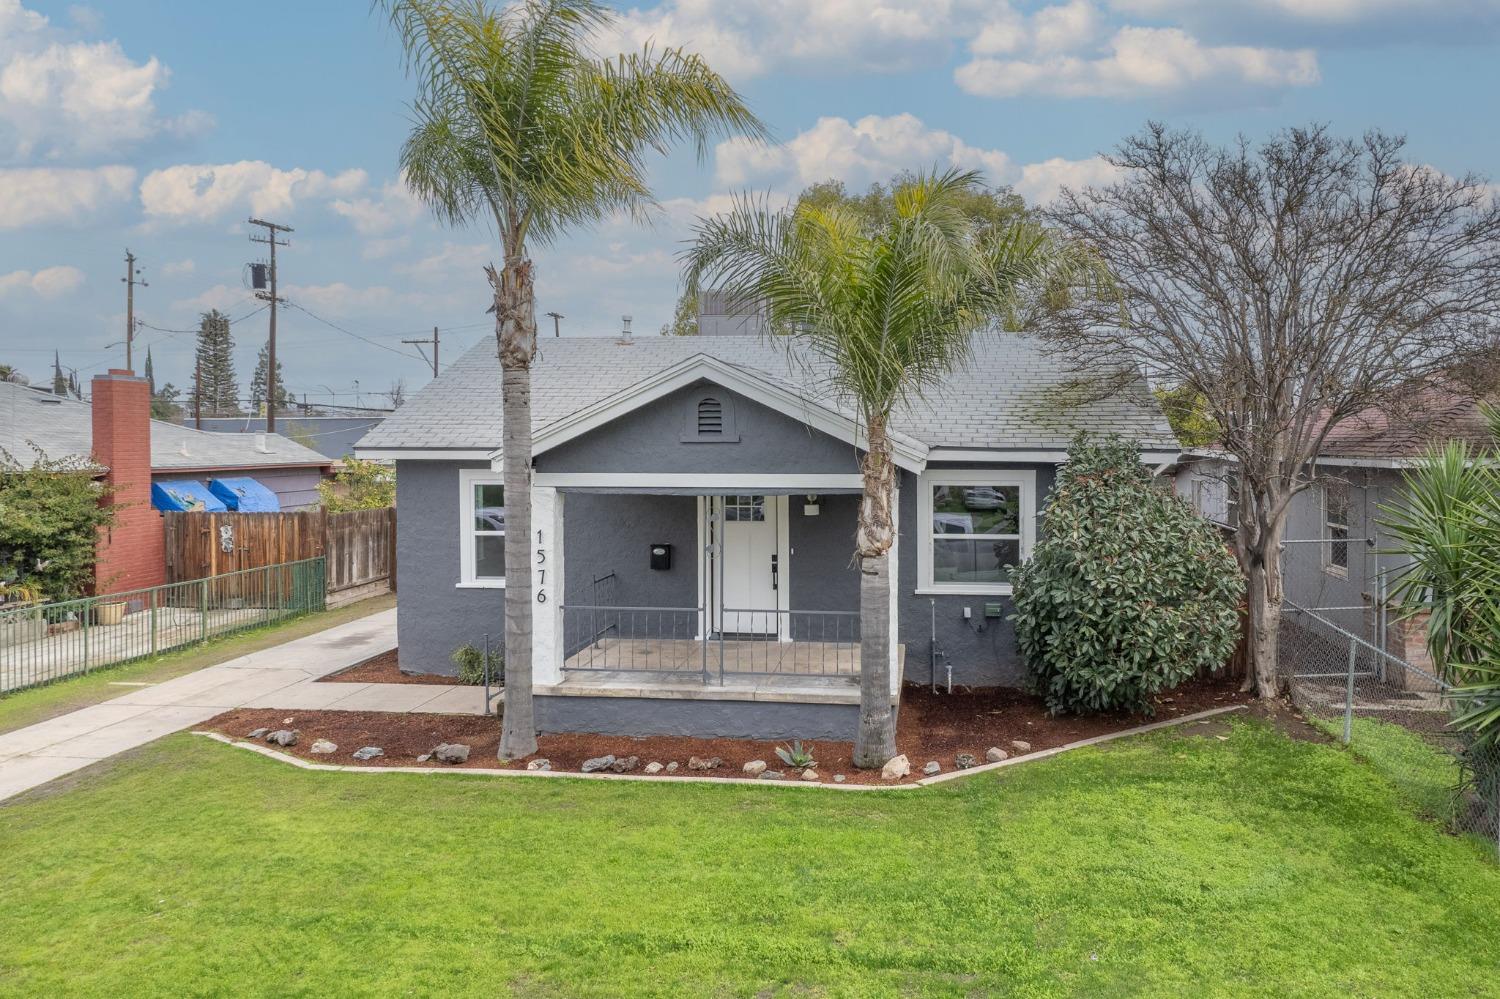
[
  {"x1": 202, "y1": 671, "x2": 1255, "y2": 785},
  {"x1": 318, "y1": 648, "x2": 465, "y2": 686}
]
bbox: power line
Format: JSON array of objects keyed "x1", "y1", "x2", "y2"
[{"x1": 285, "y1": 301, "x2": 430, "y2": 362}]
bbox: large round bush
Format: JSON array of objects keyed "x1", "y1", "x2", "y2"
[{"x1": 1011, "y1": 434, "x2": 1243, "y2": 715}]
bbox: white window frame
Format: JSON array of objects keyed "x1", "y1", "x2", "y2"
[
  {"x1": 916, "y1": 469, "x2": 1036, "y2": 595},
  {"x1": 1322, "y1": 480, "x2": 1350, "y2": 578},
  {"x1": 458, "y1": 467, "x2": 506, "y2": 588}
]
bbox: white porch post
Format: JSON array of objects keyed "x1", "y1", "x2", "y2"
[
  {"x1": 888, "y1": 475, "x2": 901, "y2": 697},
  {"x1": 531, "y1": 485, "x2": 563, "y2": 686}
]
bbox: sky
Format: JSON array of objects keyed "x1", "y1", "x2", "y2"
[{"x1": 2, "y1": 0, "x2": 1500, "y2": 410}]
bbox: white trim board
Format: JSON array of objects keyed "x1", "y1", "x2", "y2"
[
  {"x1": 507, "y1": 354, "x2": 929, "y2": 472},
  {"x1": 927, "y1": 447, "x2": 1182, "y2": 465},
  {"x1": 357, "y1": 448, "x2": 493, "y2": 461},
  {"x1": 534, "y1": 473, "x2": 865, "y2": 490},
  {"x1": 458, "y1": 467, "x2": 506, "y2": 588},
  {"x1": 916, "y1": 468, "x2": 1037, "y2": 596}
]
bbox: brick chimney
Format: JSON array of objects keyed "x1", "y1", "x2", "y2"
[{"x1": 91, "y1": 370, "x2": 165, "y2": 596}]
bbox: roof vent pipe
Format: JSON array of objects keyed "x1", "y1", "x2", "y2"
[
  {"x1": 254, "y1": 433, "x2": 270, "y2": 453},
  {"x1": 618, "y1": 315, "x2": 633, "y2": 345}
]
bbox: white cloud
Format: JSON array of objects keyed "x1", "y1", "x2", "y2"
[
  {"x1": 331, "y1": 176, "x2": 424, "y2": 235},
  {"x1": 139, "y1": 161, "x2": 368, "y2": 224},
  {"x1": 0, "y1": 0, "x2": 209, "y2": 161},
  {"x1": 0, "y1": 164, "x2": 134, "y2": 227},
  {"x1": 1015, "y1": 156, "x2": 1120, "y2": 202},
  {"x1": 161, "y1": 258, "x2": 194, "y2": 277},
  {"x1": 394, "y1": 242, "x2": 491, "y2": 282},
  {"x1": 168, "y1": 284, "x2": 248, "y2": 315},
  {"x1": 0, "y1": 265, "x2": 84, "y2": 299}
]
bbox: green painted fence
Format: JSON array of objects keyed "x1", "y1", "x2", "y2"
[{"x1": 0, "y1": 558, "x2": 326, "y2": 695}]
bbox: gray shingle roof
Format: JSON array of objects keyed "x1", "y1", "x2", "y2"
[
  {"x1": 356, "y1": 333, "x2": 1178, "y2": 454},
  {"x1": 0, "y1": 382, "x2": 331, "y2": 471}
]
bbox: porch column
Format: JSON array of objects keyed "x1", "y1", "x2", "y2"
[
  {"x1": 888, "y1": 476, "x2": 901, "y2": 697},
  {"x1": 531, "y1": 485, "x2": 564, "y2": 686}
]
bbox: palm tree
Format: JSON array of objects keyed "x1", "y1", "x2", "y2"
[
  {"x1": 380, "y1": 0, "x2": 764, "y2": 759},
  {"x1": 684, "y1": 169, "x2": 1087, "y2": 766}
]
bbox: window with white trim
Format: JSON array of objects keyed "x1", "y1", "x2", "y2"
[
  {"x1": 459, "y1": 469, "x2": 506, "y2": 587},
  {"x1": 1323, "y1": 480, "x2": 1349, "y2": 577},
  {"x1": 918, "y1": 470, "x2": 1036, "y2": 594}
]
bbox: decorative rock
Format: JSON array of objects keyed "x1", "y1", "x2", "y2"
[
  {"x1": 608, "y1": 755, "x2": 639, "y2": 774},
  {"x1": 434, "y1": 743, "x2": 470, "y2": 764},
  {"x1": 665, "y1": 762, "x2": 679, "y2": 773},
  {"x1": 415, "y1": 753, "x2": 430, "y2": 763},
  {"x1": 1011, "y1": 739, "x2": 1032, "y2": 753},
  {"x1": 352, "y1": 746, "x2": 384, "y2": 761},
  {"x1": 833, "y1": 774, "x2": 846, "y2": 783},
  {"x1": 644, "y1": 761, "x2": 664, "y2": 774},
  {"x1": 759, "y1": 770, "x2": 785, "y2": 780},
  {"x1": 800, "y1": 769, "x2": 820, "y2": 782},
  {"x1": 309, "y1": 739, "x2": 337, "y2": 755},
  {"x1": 923, "y1": 761, "x2": 941, "y2": 775},
  {"x1": 881, "y1": 754, "x2": 910, "y2": 780},
  {"x1": 526, "y1": 758, "x2": 551, "y2": 771},
  {"x1": 985, "y1": 747, "x2": 1009, "y2": 763},
  {"x1": 246, "y1": 727, "x2": 269, "y2": 739},
  {"x1": 687, "y1": 755, "x2": 721, "y2": 771},
  {"x1": 266, "y1": 730, "x2": 297, "y2": 747},
  {"x1": 954, "y1": 753, "x2": 977, "y2": 770},
  {"x1": 580, "y1": 754, "x2": 615, "y2": 773},
  {"x1": 742, "y1": 759, "x2": 767, "y2": 777}
]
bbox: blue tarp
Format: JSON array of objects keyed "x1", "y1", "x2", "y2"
[
  {"x1": 209, "y1": 477, "x2": 280, "y2": 512},
  {"x1": 151, "y1": 479, "x2": 227, "y2": 512}
]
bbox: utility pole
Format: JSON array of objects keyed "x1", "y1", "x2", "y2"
[
  {"x1": 248, "y1": 217, "x2": 292, "y2": 432},
  {"x1": 193, "y1": 356, "x2": 203, "y2": 430},
  {"x1": 402, "y1": 326, "x2": 440, "y2": 377},
  {"x1": 546, "y1": 311, "x2": 564, "y2": 338},
  {"x1": 121, "y1": 249, "x2": 146, "y2": 371}
]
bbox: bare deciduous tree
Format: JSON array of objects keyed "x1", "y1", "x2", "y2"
[{"x1": 1040, "y1": 123, "x2": 1500, "y2": 697}]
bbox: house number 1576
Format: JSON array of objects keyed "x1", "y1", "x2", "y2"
[{"x1": 535, "y1": 529, "x2": 547, "y2": 603}]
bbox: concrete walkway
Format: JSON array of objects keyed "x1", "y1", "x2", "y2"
[{"x1": 0, "y1": 608, "x2": 490, "y2": 802}]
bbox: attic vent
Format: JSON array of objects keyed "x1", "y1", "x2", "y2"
[{"x1": 697, "y1": 397, "x2": 723, "y2": 435}]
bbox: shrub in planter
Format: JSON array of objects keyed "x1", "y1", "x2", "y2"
[
  {"x1": 1011, "y1": 434, "x2": 1242, "y2": 715},
  {"x1": 452, "y1": 643, "x2": 504, "y2": 686}
]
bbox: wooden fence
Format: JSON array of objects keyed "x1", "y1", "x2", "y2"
[{"x1": 162, "y1": 507, "x2": 395, "y2": 599}]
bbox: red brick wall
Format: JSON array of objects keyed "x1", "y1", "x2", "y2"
[{"x1": 92, "y1": 370, "x2": 165, "y2": 595}]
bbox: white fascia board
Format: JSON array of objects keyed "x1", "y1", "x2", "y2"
[
  {"x1": 533, "y1": 472, "x2": 865, "y2": 490},
  {"x1": 355, "y1": 448, "x2": 493, "y2": 461},
  {"x1": 926, "y1": 447, "x2": 1183, "y2": 465},
  {"x1": 514, "y1": 354, "x2": 928, "y2": 472},
  {"x1": 1313, "y1": 455, "x2": 1419, "y2": 469}
]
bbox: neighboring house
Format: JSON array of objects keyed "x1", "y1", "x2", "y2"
[
  {"x1": 356, "y1": 320, "x2": 1179, "y2": 739},
  {"x1": 1178, "y1": 381, "x2": 1495, "y2": 673},
  {"x1": 192, "y1": 415, "x2": 387, "y2": 462},
  {"x1": 2, "y1": 372, "x2": 331, "y2": 596}
]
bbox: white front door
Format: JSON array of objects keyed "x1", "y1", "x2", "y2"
[{"x1": 715, "y1": 494, "x2": 784, "y2": 635}]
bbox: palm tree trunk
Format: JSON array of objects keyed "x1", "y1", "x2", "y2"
[
  {"x1": 491, "y1": 255, "x2": 538, "y2": 760},
  {"x1": 853, "y1": 416, "x2": 898, "y2": 768}
]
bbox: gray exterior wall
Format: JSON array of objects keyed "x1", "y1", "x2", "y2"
[
  {"x1": 536, "y1": 380, "x2": 863, "y2": 476},
  {"x1": 536, "y1": 694, "x2": 859, "y2": 740},
  {"x1": 150, "y1": 466, "x2": 325, "y2": 511},
  {"x1": 394, "y1": 459, "x2": 505, "y2": 674},
  {"x1": 896, "y1": 464, "x2": 1057, "y2": 689}
]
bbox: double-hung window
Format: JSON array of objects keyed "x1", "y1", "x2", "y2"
[
  {"x1": 917, "y1": 470, "x2": 1036, "y2": 594},
  {"x1": 459, "y1": 468, "x2": 506, "y2": 587},
  {"x1": 1323, "y1": 480, "x2": 1350, "y2": 577}
]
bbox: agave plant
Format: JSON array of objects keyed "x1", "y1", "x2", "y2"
[{"x1": 774, "y1": 740, "x2": 816, "y2": 770}]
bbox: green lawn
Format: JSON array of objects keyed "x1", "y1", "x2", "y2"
[
  {"x1": 2, "y1": 718, "x2": 1497, "y2": 997},
  {"x1": 0, "y1": 593, "x2": 394, "y2": 736}
]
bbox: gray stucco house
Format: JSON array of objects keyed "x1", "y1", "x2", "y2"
[{"x1": 356, "y1": 323, "x2": 1179, "y2": 739}]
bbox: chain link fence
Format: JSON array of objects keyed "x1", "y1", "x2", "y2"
[{"x1": 1278, "y1": 602, "x2": 1500, "y2": 857}]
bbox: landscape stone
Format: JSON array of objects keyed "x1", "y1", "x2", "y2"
[
  {"x1": 665, "y1": 762, "x2": 679, "y2": 773},
  {"x1": 881, "y1": 754, "x2": 910, "y2": 780},
  {"x1": 309, "y1": 739, "x2": 337, "y2": 755},
  {"x1": 434, "y1": 743, "x2": 470, "y2": 764},
  {"x1": 266, "y1": 730, "x2": 297, "y2": 747},
  {"x1": 955, "y1": 753, "x2": 977, "y2": 770},
  {"x1": 742, "y1": 760, "x2": 767, "y2": 777},
  {"x1": 687, "y1": 755, "x2": 721, "y2": 771},
  {"x1": 526, "y1": 759, "x2": 551, "y2": 771},
  {"x1": 1011, "y1": 740, "x2": 1032, "y2": 753},
  {"x1": 985, "y1": 747, "x2": 1008, "y2": 763},
  {"x1": 246, "y1": 728, "x2": 269, "y2": 739},
  {"x1": 800, "y1": 769, "x2": 820, "y2": 782},
  {"x1": 759, "y1": 770, "x2": 785, "y2": 780},
  {"x1": 581, "y1": 754, "x2": 615, "y2": 773},
  {"x1": 644, "y1": 761, "x2": 664, "y2": 774},
  {"x1": 923, "y1": 761, "x2": 941, "y2": 775},
  {"x1": 352, "y1": 746, "x2": 384, "y2": 761},
  {"x1": 833, "y1": 774, "x2": 846, "y2": 783},
  {"x1": 415, "y1": 753, "x2": 430, "y2": 763},
  {"x1": 608, "y1": 755, "x2": 639, "y2": 773}
]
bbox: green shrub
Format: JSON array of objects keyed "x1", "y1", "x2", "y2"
[
  {"x1": 451, "y1": 643, "x2": 503, "y2": 686},
  {"x1": 0, "y1": 445, "x2": 117, "y2": 601},
  {"x1": 1011, "y1": 433, "x2": 1243, "y2": 716}
]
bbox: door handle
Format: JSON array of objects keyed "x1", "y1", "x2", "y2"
[{"x1": 770, "y1": 553, "x2": 778, "y2": 591}]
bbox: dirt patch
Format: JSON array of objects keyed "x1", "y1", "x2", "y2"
[
  {"x1": 203, "y1": 672, "x2": 1254, "y2": 785},
  {"x1": 1245, "y1": 698, "x2": 1334, "y2": 743},
  {"x1": 319, "y1": 648, "x2": 464, "y2": 686}
]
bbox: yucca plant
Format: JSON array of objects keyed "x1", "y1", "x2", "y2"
[{"x1": 774, "y1": 740, "x2": 816, "y2": 770}]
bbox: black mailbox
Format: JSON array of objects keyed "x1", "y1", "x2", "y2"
[{"x1": 650, "y1": 543, "x2": 672, "y2": 570}]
